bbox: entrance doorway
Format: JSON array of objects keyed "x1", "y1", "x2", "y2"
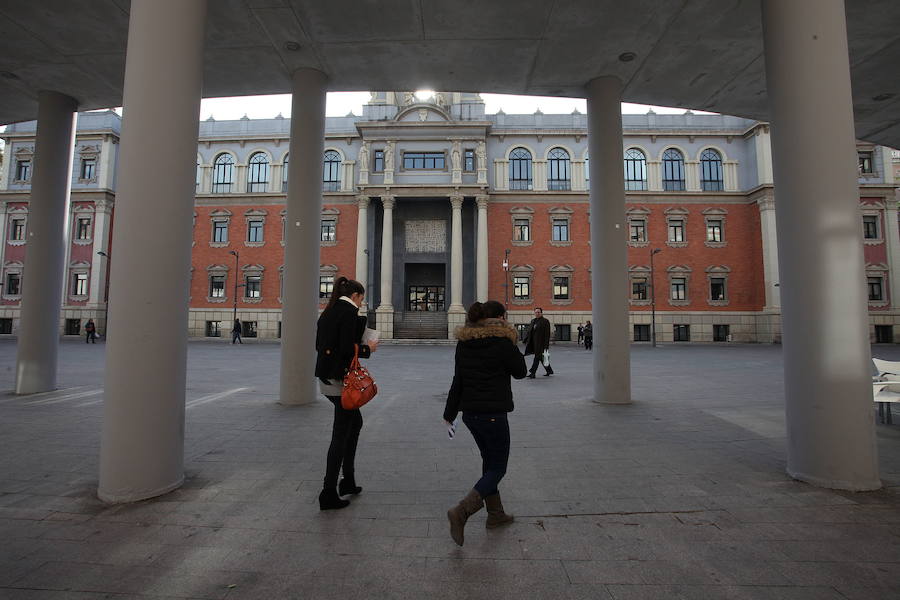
[
  {"x1": 404, "y1": 263, "x2": 446, "y2": 312},
  {"x1": 408, "y1": 285, "x2": 445, "y2": 311}
]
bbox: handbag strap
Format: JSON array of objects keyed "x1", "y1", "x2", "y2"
[{"x1": 349, "y1": 343, "x2": 361, "y2": 370}]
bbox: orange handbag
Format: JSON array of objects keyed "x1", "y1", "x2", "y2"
[{"x1": 341, "y1": 344, "x2": 378, "y2": 410}]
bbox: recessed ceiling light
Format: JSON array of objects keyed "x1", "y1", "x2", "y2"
[
  {"x1": 415, "y1": 89, "x2": 435, "y2": 101},
  {"x1": 618, "y1": 52, "x2": 636, "y2": 63},
  {"x1": 283, "y1": 41, "x2": 301, "y2": 52}
]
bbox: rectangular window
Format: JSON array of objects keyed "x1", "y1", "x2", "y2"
[
  {"x1": 552, "y1": 219, "x2": 569, "y2": 242},
  {"x1": 373, "y1": 150, "x2": 384, "y2": 172},
  {"x1": 205, "y1": 321, "x2": 222, "y2": 337},
  {"x1": 671, "y1": 277, "x2": 686, "y2": 301},
  {"x1": 553, "y1": 276, "x2": 569, "y2": 300},
  {"x1": 858, "y1": 151, "x2": 874, "y2": 174},
  {"x1": 668, "y1": 220, "x2": 684, "y2": 242},
  {"x1": 209, "y1": 275, "x2": 225, "y2": 298},
  {"x1": 247, "y1": 220, "x2": 264, "y2": 243},
  {"x1": 634, "y1": 324, "x2": 650, "y2": 342},
  {"x1": 863, "y1": 215, "x2": 879, "y2": 239},
  {"x1": 402, "y1": 152, "x2": 445, "y2": 170},
  {"x1": 76, "y1": 218, "x2": 91, "y2": 240},
  {"x1": 875, "y1": 325, "x2": 893, "y2": 344},
  {"x1": 464, "y1": 149, "x2": 475, "y2": 172},
  {"x1": 513, "y1": 276, "x2": 530, "y2": 299},
  {"x1": 710, "y1": 277, "x2": 726, "y2": 301},
  {"x1": 319, "y1": 275, "x2": 334, "y2": 299},
  {"x1": 65, "y1": 319, "x2": 81, "y2": 336},
  {"x1": 0, "y1": 318, "x2": 12, "y2": 334},
  {"x1": 554, "y1": 324, "x2": 571, "y2": 342},
  {"x1": 6, "y1": 272, "x2": 21, "y2": 295},
  {"x1": 629, "y1": 220, "x2": 646, "y2": 242},
  {"x1": 868, "y1": 276, "x2": 884, "y2": 301},
  {"x1": 632, "y1": 278, "x2": 648, "y2": 300},
  {"x1": 674, "y1": 324, "x2": 690, "y2": 342},
  {"x1": 213, "y1": 221, "x2": 228, "y2": 243},
  {"x1": 245, "y1": 275, "x2": 261, "y2": 298},
  {"x1": 80, "y1": 158, "x2": 96, "y2": 180},
  {"x1": 320, "y1": 220, "x2": 336, "y2": 242},
  {"x1": 713, "y1": 324, "x2": 730, "y2": 342},
  {"x1": 706, "y1": 220, "x2": 723, "y2": 242},
  {"x1": 72, "y1": 272, "x2": 88, "y2": 296},
  {"x1": 15, "y1": 160, "x2": 30, "y2": 181},
  {"x1": 513, "y1": 219, "x2": 531, "y2": 241},
  {"x1": 9, "y1": 218, "x2": 25, "y2": 241},
  {"x1": 242, "y1": 321, "x2": 258, "y2": 338}
]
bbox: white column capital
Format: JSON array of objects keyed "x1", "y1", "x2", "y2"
[
  {"x1": 356, "y1": 194, "x2": 370, "y2": 209},
  {"x1": 476, "y1": 195, "x2": 489, "y2": 209},
  {"x1": 381, "y1": 195, "x2": 395, "y2": 210},
  {"x1": 450, "y1": 194, "x2": 464, "y2": 210}
]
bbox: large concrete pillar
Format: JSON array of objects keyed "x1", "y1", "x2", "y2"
[
  {"x1": 448, "y1": 194, "x2": 466, "y2": 335},
  {"x1": 585, "y1": 77, "x2": 630, "y2": 404},
  {"x1": 376, "y1": 195, "x2": 395, "y2": 339},
  {"x1": 476, "y1": 195, "x2": 489, "y2": 302},
  {"x1": 280, "y1": 68, "x2": 328, "y2": 405},
  {"x1": 98, "y1": 0, "x2": 207, "y2": 503},
  {"x1": 355, "y1": 194, "x2": 369, "y2": 311},
  {"x1": 15, "y1": 91, "x2": 78, "y2": 394},
  {"x1": 762, "y1": 0, "x2": 879, "y2": 490}
]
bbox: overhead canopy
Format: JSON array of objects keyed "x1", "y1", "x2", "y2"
[{"x1": 1, "y1": 0, "x2": 899, "y2": 146}]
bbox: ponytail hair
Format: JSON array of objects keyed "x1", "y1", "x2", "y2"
[
  {"x1": 466, "y1": 299, "x2": 506, "y2": 324},
  {"x1": 325, "y1": 276, "x2": 365, "y2": 310}
]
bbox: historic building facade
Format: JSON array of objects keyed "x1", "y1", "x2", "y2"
[{"x1": 2, "y1": 93, "x2": 898, "y2": 342}]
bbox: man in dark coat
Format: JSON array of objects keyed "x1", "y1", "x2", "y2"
[{"x1": 523, "y1": 307, "x2": 553, "y2": 378}]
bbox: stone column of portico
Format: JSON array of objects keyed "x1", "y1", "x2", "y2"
[
  {"x1": 448, "y1": 194, "x2": 467, "y2": 336},
  {"x1": 14, "y1": 91, "x2": 78, "y2": 395},
  {"x1": 98, "y1": 0, "x2": 207, "y2": 503},
  {"x1": 355, "y1": 194, "x2": 369, "y2": 312},
  {"x1": 762, "y1": 0, "x2": 879, "y2": 489},
  {"x1": 885, "y1": 196, "x2": 900, "y2": 320},
  {"x1": 757, "y1": 195, "x2": 782, "y2": 342},
  {"x1": 87, "y1": 198, "x2": 114, "y2": 329},
  {"x1": 476, "y1": 195, "x2": 489, "y2": 302},
  {"x1": 376, "y1": 195, "x2": 395, "y2": 339},
  {"x1": 280, "y1": 68, "x2": 328, "y2": 405},
  {"x1": 585, "y1": 76, "x2": 630, "y2": 405}
]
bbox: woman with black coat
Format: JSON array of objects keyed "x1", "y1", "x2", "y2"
[
  {"x1": 443, "y1": 300, "x2": 527, "y2": 545},
  {"x1": 314, "y1": 276, "x2": 378, "y2": 510}
]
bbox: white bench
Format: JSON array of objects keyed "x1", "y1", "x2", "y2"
[{"x1": 874, "y1": 381, "x2": 900, "y2": 424}]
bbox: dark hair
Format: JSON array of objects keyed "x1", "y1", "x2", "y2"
[
  {"x1": 534, "y1": 307, "x2": 543, "y2": 312},
  {"x1": 466, "y1": 300, "x2": 506, "y2": 323},
  {"x1": 325, "y1": 276, "x2": 365, "y2": 310}
]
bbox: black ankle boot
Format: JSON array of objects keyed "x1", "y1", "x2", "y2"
[
  {"x1": 339, "y1": 477, "x2": 362, "y2": 496},
  {"x1": 319, "y1": 488, "x2": 350, "y2": 510}
]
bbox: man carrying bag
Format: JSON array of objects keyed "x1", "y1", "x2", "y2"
[{"x1": 522, "y1": 307, "x2": 553, "y2": 378}]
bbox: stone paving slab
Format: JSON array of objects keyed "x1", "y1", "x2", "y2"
[{"x1": 2, "y1": 339, "x2": 900, "y2": 598}]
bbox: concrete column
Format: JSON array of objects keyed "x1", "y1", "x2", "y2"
[
  {"x1": 448, "y1": 194, "x2": 466, "y2": 336},
  {"x1": 585, "y1": 76, "x2": 630, "y2": 405},
  {"x1": 279, "y1": 68, "x2": 328, "y2": 406},
  {"x1": 98, "y1": 0, "x2": 206, "y2": 503},
  {"x1": 762, "y1": 0, "x2": 879, "y2": 490},
  {"x1": 476, "y1": 195, "x2": 489, "y2": 302},
  {"x1": 376, "y1": 195, "x2": 395, "y2": 339},
  {"x1": 14, "y1": 91, "x2": 78, "y2": 395},
  {"x1": 758, "y1": 196, "x2": 781, "y2": 311},
  {"x1": 885, "y1": 198, "x2": 900, "y2": 311},
  {"x1": 355, "y1": 194, "x2": 369, "y2": 311}
]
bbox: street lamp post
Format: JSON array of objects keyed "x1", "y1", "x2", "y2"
[
  {"x1": 228, "y1": 250, "x2": 241, "y2": 324},
  {"x1": 97, "y1": 250, "x2": 110, "y2": 334},
  {"x1": 650, "y1": 247, "x2": 662, "y2": 347},
  {"x1": 502, "y1": 248, "x2": 511, "y2": 309}
]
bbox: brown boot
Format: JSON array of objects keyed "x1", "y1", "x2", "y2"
[
  {"x1": 484, "y1": 493, "x2": 514, "y2": 529},
  {"x1": 447, "y1": 489, "x2": 482, "y2": 546}
]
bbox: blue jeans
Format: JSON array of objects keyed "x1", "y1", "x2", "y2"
[{"x1": 462, "y1": 412, "x2": 510, "y2": 498}]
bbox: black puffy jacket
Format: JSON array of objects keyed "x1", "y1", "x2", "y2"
[{"x1": 443, "y1": 319, "x2": 527, "y2": 422}]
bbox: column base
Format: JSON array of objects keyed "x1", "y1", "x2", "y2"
[
  {"x1": 447, "y1": 305, "x2": 466, "y2": 338},
  {"x1": 98, "y1": 473, "x2": 184, "y2": 505},
  {"x1": 375, "y1": 305, "x2": 394, "y2": 339},
  {"x1": 786, "y1": 468, "x2": 881, "y2": 492}
]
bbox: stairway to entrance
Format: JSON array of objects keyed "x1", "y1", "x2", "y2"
[{"x1": 393, "y1": 311, "x2": 449, "y2": 339}]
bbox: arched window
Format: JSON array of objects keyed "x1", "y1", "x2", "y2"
[
  {"x1": 323, "y1": 150, "x2": 341, "y2": 191},
  {"x1": 247, "y1": 152, "x2": 270, "y2": 193},
  {"x1": 662, "y1": 149, "x2": 685, "y2": 191},
  {"x1": 212, "y1": 154, "x2": 234, "y2": 193},
  {"x1": 509, "y1": 148, "x2": 533, "y2": 190},
  {"x1": 624, "y1": 148, "x2": 647, "y2": 191},
  {"x1": 282, "y1": 154, "x2": 289, "y2": 187},
  {"x1": 700, "y1": 149, "x2": 724, "y2": 191},
  {"x1": 547, "y1": 148, "x2": 571, "y2": 191}
]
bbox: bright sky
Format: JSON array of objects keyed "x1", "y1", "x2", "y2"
[{"x1": 198, "y1": 91, "x2": 707, "y2": 120}]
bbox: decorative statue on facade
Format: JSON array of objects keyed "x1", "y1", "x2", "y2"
[
  {"x1": 403, "y1": 91, "x2": 416, "y2": 106},
  {"x1": 434, "y1": 92, "x2": 449, "y2": 109},
  {"x1": 451, "y1": 141, "x2": 462, "y2": 172},
  {"x1": 358, "y1": 141, "x2": 369, "y2": 170},
  {"x1": 384, "y1": 141, "x2": 395, "y2": 171},
  {"x1": 476, "y1": 141, "x2": 487, "y2": 171}
]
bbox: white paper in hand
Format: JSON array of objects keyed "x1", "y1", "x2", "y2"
[{"x1": 363, "y1": 327, "x2": 379, "y2": 345}]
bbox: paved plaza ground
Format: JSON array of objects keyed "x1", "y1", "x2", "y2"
[{"x1": 3, "y1": 339, "x2": 900, "y2": 599}]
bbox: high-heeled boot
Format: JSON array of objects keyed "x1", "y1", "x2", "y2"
[{"x1": 339, "y1": 476, "x2": 362, "y2": 496}]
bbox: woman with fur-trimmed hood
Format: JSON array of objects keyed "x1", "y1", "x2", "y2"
[{"x1": 443, "y1": 300, "x2": 527, "y2": 546}]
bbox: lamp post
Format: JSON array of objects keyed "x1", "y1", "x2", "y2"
[
  {"x1": 502, "y1": 248, "x2": 511, "y2": 309},
  {"x1": 228, "y1": 250, "x2": 241, "y2": 324},
  {"x1": 650, "y1": 247, "x2": 662, "y2": 347},
  {"x1": 97, "y1": 250, "x2": 110, "y2": 334}
]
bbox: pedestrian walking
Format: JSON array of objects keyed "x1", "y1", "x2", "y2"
[
  {"x1": 231, "y1": 319, "x2": 242, "y2": 344},
  {"x1": 577, "y1": 323, "x2": 584, "y2": 345},
  {"x1": 84, "y1": 319, "x2": 97, "y2": 344},
  {"x1": 583, "y1": 320, "x2": 593, "y2": 350},
  {"x1": 523, "y1": 307, "x2": 553, "y2": 378},
  {"x1": 314, "y1": 276, "x2": 378, "y2": 510},
  {"x1": 444, "y1": 300, "x2": 526, "y2": 546}
]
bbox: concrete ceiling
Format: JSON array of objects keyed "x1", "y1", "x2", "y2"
[{"x1": 1, "y1": 0, "x2": 900, "y2": 146}]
